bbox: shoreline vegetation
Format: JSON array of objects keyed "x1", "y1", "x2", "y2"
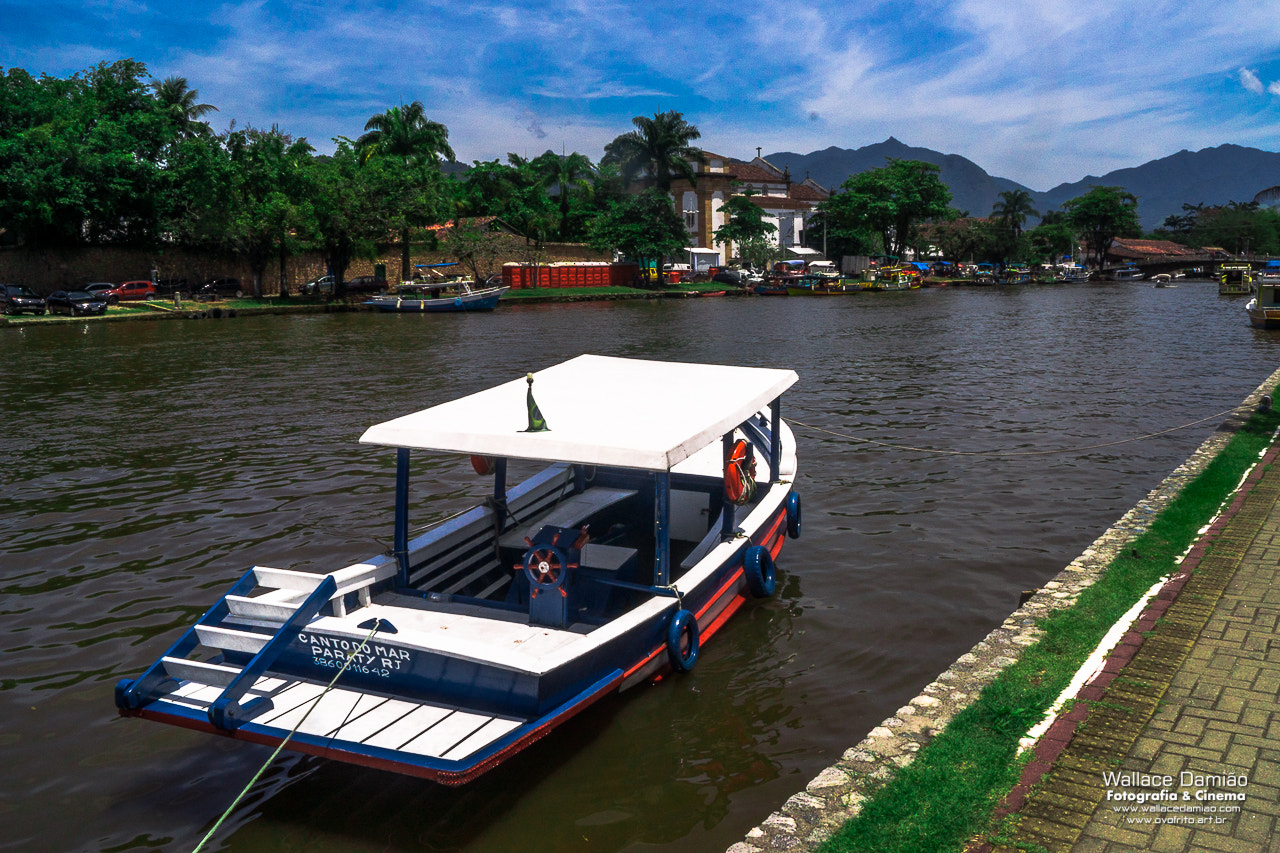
[
  {"x1": 807, "y1": 387, "x2": 1280, "y2": 853},
  {"x1": 10, "y1": 62, "x2": 1278, "y2": 303}
]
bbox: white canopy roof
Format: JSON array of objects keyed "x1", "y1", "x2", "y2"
[{"x1": 359, "y1": 354, "x2": 798, "y2": 471}]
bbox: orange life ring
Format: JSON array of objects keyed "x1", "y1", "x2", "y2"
[
  {"x1": 470, "y1": 454, "x2": 496, "y2": 475},
  {"x1": 724, "y1": 439, "x2": 757, "y2": 505}
]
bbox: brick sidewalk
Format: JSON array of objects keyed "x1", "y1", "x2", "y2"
[{"x1": 995, "y1": 445, "x2": 1280, "y2": 853}]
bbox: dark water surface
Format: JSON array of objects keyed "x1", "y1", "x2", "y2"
[{"x1": 3, "y1": 282, "x2": 1277, "y2": 852}]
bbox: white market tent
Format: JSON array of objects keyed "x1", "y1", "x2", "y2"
[{"x1": 360, "y1": 355, "x2": 798, "y2": 472}]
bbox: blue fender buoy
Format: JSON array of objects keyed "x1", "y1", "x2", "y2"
[
  {"x1": 786, "y1": 491, "x2": 802, "y2": 539},
  {"x1": 666, "y1": 609, "x2": 700, "y2": 672},
  {"x1": 743, "y1": 545, "x2": 776, "y2": 598}
]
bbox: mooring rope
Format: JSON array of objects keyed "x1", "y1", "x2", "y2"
[
  {"x1": 789, "y1": 407, "x2": 1238, "y2": 458},
  {"x1": 190, "y1": 618, "x2": 383, "y2": 853}
]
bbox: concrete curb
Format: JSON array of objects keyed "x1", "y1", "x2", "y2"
[{"x1": 727, "y1": 367, "x2": 1280, "y2": 853}]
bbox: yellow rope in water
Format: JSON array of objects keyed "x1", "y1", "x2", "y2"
[
  {"x1": 789, "y1": 407, "x2": 1237, "y2": 457},
  {"x1": 190, "y1": 618, "x2": 382, "y2": 853}
]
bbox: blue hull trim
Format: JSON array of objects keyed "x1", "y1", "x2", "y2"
[{"x1": 365, "y1": 294, "x2": 503, "y2": 313}]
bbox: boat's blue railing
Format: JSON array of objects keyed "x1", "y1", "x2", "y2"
[
  {"x1": 207, "y1": 575, "x2": 337, "y2": 730},
  {"x1": 114, "y1": 571, "x2": 260, "y2": 711}
]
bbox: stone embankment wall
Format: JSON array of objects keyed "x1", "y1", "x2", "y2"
[
  {"x1": 0, "y1": 243, "x2": 608, "y2": 294},
  {"x1": 728, "y1": 368, "x2": 1280, "y2": 853}
]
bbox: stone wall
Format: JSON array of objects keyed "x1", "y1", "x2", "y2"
[{"x1": 0, "y1": 242, "x2": 609, "y2": 295}]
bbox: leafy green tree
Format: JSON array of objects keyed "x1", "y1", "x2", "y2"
[
  {"x1": 223, "y1": 125, "x2": 315, "y2": 296},
  {"x1": 1026, "y1": 220, "x2": 1078, "y2": 264},
  {"x1": 919, "y1": 216, "x2": 984, "y2": 263},
  {"x1": 356, "y1": 101, "x2": 454, "y2": 280},
  {"x1": 713, "y1": 192, "x2": 776, "y2": 259},
  {"x1": 309, "y1": 138, "x2": 388, "y2": 294},
  {"x1": 439, "y1": 217, "x2": 514, "y2": 285},
  {"x1": 532, "y1": 150, "x2": 596, "y2": 240},
  {"x1": 602, "y1": 110, "x2": 705, "y2": 194},
  {"x1": 735, "y1": 234, "x2": 782, "y2": 272},
  {"x1": 821, "y1": 159, "x2": 952, "y2": 259},
  {"x1": 1187, "y1": 202, "x2": 1280, "y2": 256},
  {"x1": 1061, "y1": 186, "x2": 1141, "y2": 268},
  {"x1": 587, "y1": 189, "x2": 688, "y2": 284}
]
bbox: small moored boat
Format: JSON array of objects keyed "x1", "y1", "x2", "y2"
[
  {"x1": 1219, "y1": 263, "x2": 1254, "y2": 296},
  {"x1": 366, "y1": 280, "x2": 508, "y2": 312},
  {"x1": 114, "y1": 355, "x2": 802, "y2": 785},
  {"x1": 1105, "y1": 266, "x2": 1145, "y2": 282},
  {"x1": 1247, "y1": 278, "x2": 1280, "y2": 328}
]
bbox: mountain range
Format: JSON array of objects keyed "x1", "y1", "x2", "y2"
[{"x1": 764, "y1": 139, "x2": 1280, "y2": 230}]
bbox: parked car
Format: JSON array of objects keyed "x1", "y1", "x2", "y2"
[
  {"x1": 300, "y1": 275, "x2": 334, "y2": 296},
  {"x1": 154, "y1": 278, "x2": 191, "y2": 297},
  {"x1": 711, "y1": 269, "x2": 748, "y2": 286},
  {"x1": 83, "y1": 282, "x2": 116, "y2": 298},
  {"x1": 195, "y1": 278, "x2": 244, "y2": 299},
  {"x1": 1, "y1": 284, "x2": 47, "y2": 315},
  {"x1": 46, "y1": 290, "x2": 109, "y2": 316},
  {"x1": 102, "y1": 280, "x2": 156, "y2": 303}
]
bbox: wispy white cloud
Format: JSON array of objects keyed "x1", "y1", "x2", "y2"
[{"x1": 1241, "y1": 68, "x2": 1266, "y2": 95}]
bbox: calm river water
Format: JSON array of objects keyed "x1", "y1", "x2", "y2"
[{"x1": 3, "y1": 281, "x2": 1278, "y2": 853}]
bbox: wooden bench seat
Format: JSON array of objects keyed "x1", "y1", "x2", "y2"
[{"x1": 498, "y1": 487, "x2": 637, "y2": 549}]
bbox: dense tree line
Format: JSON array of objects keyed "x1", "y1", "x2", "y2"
[
  {"x1": 811, "y1": 157, "x2": 1280, "y2": 268},
  {"x1": 7, "y1": 60, "x2": 1275, "y2": 291},
  {"x1": 0, "y1": 61, "x2": 702, "y2": 292}
]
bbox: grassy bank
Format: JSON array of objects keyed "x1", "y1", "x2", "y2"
[{"x1": 818, "y1": 396, "x2": 1280, "y2": 853}]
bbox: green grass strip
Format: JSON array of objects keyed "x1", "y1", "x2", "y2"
[{"x1": 818, "y1": 397, "x2": 1280, "y2": 853}]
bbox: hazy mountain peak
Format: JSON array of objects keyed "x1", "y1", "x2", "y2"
[{"x1": 764, "y1": 142, "x2": 1280, "y2": 229}]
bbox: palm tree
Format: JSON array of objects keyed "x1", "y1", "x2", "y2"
[
  {"x1": 991, "y1": 189, "x2": 1040, "y2": 239},
  {"x1": 151, "y1": 76, "x2": 218, "y2": 138},
  {"x1": 356, "y1": 102, "x2": 454, "y2": 280},
  {"x1": 532, "y1": 150, "x2": 596, "y2": 240},
  {"x1": 356, "y1": 101, "x2": 453, "y2": 166},
  {"x1": 602, "y1": 110, "x2": 705, "y2": 194}
]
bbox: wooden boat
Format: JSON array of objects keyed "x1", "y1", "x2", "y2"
[
  {"x1": 1247, "y1": 278, "x2": 1280, "y2": 328},
  {"x1": 1105, "y1": 266, "x2": 1145, "y2": 282},
  {"x1": 114, "y1": 355, "x2": 802, "y2": 785},
  {"x1": 366, "y1": 280, "x2": 508, "y2": 312},
  {"x1": 784, "y1": 274, "x2": 860, "y2": 296},
  {"x1": 871, "y1": 266, "x2": 921, "y2": 291},
  {"x1": 1219, "y1": 263, "x2": 1253, "y2": 296},
  {"x1": 1000, "y1": 264, "x2": 1031, "y2": 284}
]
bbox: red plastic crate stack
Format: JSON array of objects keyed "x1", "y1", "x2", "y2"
[{"x1": 502, "y1": 262, "x2": 640, "y2": 289}]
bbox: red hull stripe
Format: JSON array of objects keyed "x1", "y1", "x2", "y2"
[{"x1": 623, "y1": 503, "x2": 788, "y2": 677}]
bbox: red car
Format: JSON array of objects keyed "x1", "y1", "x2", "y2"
[{"x1": 101, "y1": 280, "x2": 156, "y2": 303}]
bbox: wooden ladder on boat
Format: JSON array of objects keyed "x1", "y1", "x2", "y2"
[{"x1": 114, "y1": 562, "x2": 393, "y2": 730}]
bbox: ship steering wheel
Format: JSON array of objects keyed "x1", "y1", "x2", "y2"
[{"x1": 523, "y1": 543, "x2": 570, "y2": 589}]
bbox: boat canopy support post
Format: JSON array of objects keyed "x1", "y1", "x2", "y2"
[
  {"x1": 492, "y1": 457, "x2": 508, "y2": 530},
  {"x1": 394, "y1": 448, "x2": 411, "y2": 586},
  {"x1": 721, "y1": 433, "x2": 737, "y2": 539},
  {"x1": 654, "y1": 472, "x2": 671, "y2": 586},
  {"x1": 770, "y1": 398, "x2": 782, "y2": 483}
]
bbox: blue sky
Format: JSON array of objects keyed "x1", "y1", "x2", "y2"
[{"x1": 4, "y1": 0, "x2": 1280, "y2": 191}]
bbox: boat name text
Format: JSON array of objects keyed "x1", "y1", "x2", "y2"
[{"x1": 297, "y1": 631, "x2": 412, "y2": 676}]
